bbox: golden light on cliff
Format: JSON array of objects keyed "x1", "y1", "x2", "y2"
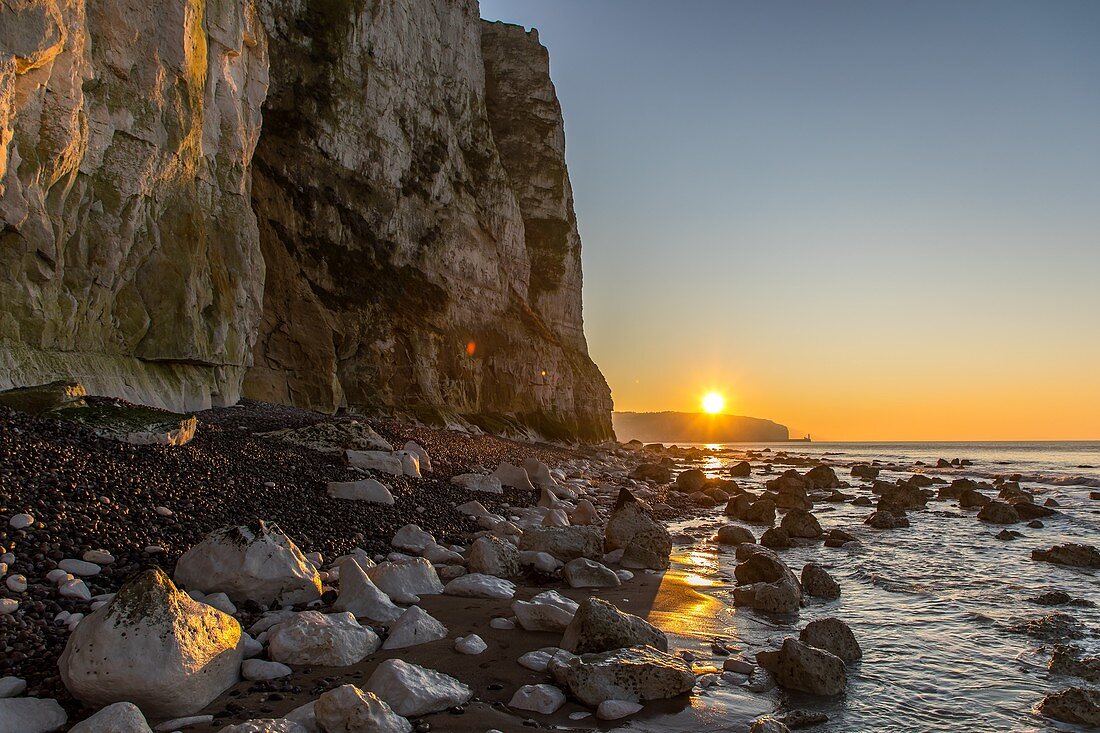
[{"x1": 702, "y1": 391, "x2": 725, "y2": 414}]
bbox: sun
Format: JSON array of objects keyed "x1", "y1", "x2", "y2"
[{"x1": 702, "y1": 391, "x2": 725, "y2": 414}]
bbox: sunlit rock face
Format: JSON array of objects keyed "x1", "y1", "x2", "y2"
[
  {"x1": 0, "y1": 0, "x2": 268, "y2": 410},
  {"x1": 1, "y1": 1, "x2": 611, "y2": 440}
]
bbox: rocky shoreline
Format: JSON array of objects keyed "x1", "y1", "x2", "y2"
[{"x1": 2, "y1": 398, "x2": 1099, "y2": 732}]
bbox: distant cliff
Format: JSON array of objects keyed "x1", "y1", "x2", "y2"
[
  {"x1": 0, "y1": 1, "x2": 612, "y2": 441},
  {"x1": 613, "y1": 412, "x2": 790, "y2": 444}
]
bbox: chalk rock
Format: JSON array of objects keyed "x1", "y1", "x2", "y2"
[
  {"x1": 9, "y1": 514, "x2": 34, "y2": 530},
  {"x1": 561, "y1": 598, "x2": 666, "y2": 655},
  {"x1": 391, "y1": 525, "x2": 436, "y2": 553},
  {"x1": 366, "y1": 558, "x2": 443, "y2": 604},
  {"x1": 174, "y1": 521, "x2": 321, "y2": 606},
  {"x1": 0, "y1": 677, "x2": 27, "y2": 698},
  {"x1": 382, "y1": 606, "x2": 448, "y2": 650},
  {"x1": 327, "y1": 480, "x2": 394, "y2": 505},
  {"x1": 58, "y1": 559, "x2": 101, "y2": 577},
  {"x1": 570, "y1": 500, "x2": 600, "y2": 526},
  {"x1": 519, "y1": 526, "x2": 602, "y2": 562},
  {"x1": 59, "y1": 569, "x2": 242, "y2": 717},
  {"x1": 268, "y1": 611, "x2": 379, "y2": 666},
  {"x1": 800, "y1": 563, "x2": 841, "y2": 600},
  {"x1": 756, "y1": 638, "x2": 846, "y2": 696},
  {"x1": 69, "y1": 702, "x2": 151, "y2": 733},
  {"x1": 334, "y1": 559, "x2": 402, "y2": 622},
  {"x1": 508, "y1": 684, "x2": 566, "y2": 714},
  {"x1": 519, "y1": 550, "x2": 563, "y2": 573},
  {"x1": 455, "y1": 501, "x2": 492, "y2": 519},
  {"x1": 551, "y1": 645, "x2": 695, "y2": 706},
  {"x1": 597, "y1": 700, "x2": 643, "y2": 720},
  {"x1": 365, "y1": 659, "x2": 472, "y2": 717},
  {"x1": 563, "y1": 558, "x2": 621, "y2": 589},
  {"x1": 315, "y1": 685, "x2": 411, "y2": 733},
  {"x1": 421, "y1": 543, "x2": 463, "y2": 564},
  {"x1": 346, "y1": 450, "x2": 403, "y2": 477},
  {"x1": 523, "y1": 459, "x2": 559, "y2": 491},
  {"x1": 402, "y1": 443, "x2": 431, "y2": 473},
  {"x1": 444, "y1": 573, "x2": 516, "y2": 600},
  {"x1": 518, "y1": 648, "x2": 576, "y2": 672},
  {"x1": 455, "y1": 635, "x2": 488, "y2": 655},
  {"x1": 799, "y1": 618, "x2": 861, "y2": 662},
  {"x1": 217, "y1": 720, "x2": 306, "y2": 733},
  {"x1": 466, "y1": 536, "x2": 520, "y2": 577},
  {"x1": 0, "y1": 698, "x2": 67, "y2": 733},
  {"x1": 450, "y1": 474, "x2": 504, "y2": 494},
  {"x1": 604, "y1": 490, "x2": 671, "y2": 570},
  {"x1": 60, "y1": 579, "x2": 92, "y2": 600},
  {"x1": 493, "y1": 463, "x2": 536, "y2": 491},
  {"x1": 512, "y1": 590, "x2": 580, "y2": 632},
  {"x1": 242, "y1": 660, "x2": 292, "y2": 681}
]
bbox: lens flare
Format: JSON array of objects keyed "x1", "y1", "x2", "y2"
[{"x1": 702, "y1": 392, "x2": 725, "y2": 414}]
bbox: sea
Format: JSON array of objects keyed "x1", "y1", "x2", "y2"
[{"x1": 649, "y1": 442, "x2": 1100, "y2": 732}]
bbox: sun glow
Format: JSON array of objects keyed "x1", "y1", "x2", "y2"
[{"x1": 702, "y1": 391, "x2": 725, "y2": 414}]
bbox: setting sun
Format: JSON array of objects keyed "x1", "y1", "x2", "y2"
[{"x1": 701, "y1": 391, "x2": 725, "y2": 414}]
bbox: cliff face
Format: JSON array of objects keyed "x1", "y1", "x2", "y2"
[
  {"x1": 0, "y1": 0, "x2": 268, "y2": 409},
  {"x1": 0, "y1": 1, "x2": 613, "y2": 440}
]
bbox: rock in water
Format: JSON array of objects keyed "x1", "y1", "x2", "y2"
[
  {"x1": 381, "y1": 606, "x2": 448, "y2": 650},
  {"x1": 0, "y1": 697, "x2": 67, "y2": 733},
  {"x1": 1032, "y1": 543, "x2": 1100, "y2": 569},
  {"x1": 68, "y1": 702, "x2": 151, "y2": 733},
  {"x1": 366, "y1": 558, "x2": 444, "y2": 604},
  {"x1": 519, "y1": 526, "x2": 603, "y2": 562},
  {"x1": 551, "y1": 645, "x2": 695, "y2": 706},
  {"x1": 365, "y1": 659, "x2": 472, "y2": 717},
  {"x1": 173, "y1": 521, "x2": 322, "y2": 606},
  {"x1": 756, "y1": 638, "x2": 846, "y2": 696},
  {"x1": 466, "y1": 536, "x2": 520, "y2": 577},
  {"x1": 560, "y1": 598, "x2": 667, "y2": 654},
  {"x1": 267, "y1": 611, "x2": 380, "y2": 666},
  {"x1": 334, "y1": 558, "x2": 403, "y2": 622},
  {"x1": 1037, "y1": 687, "x2": 1100, "y2": 726},
  {"x1": 976, "y1": 500, "x2": 1020, "y2": 524},
  {"x1": 314, "y1": 684, "x2": 412, "y2": 733},
  {"x1": 801, "y1": 563, "x2": 841, "y2": 600},
  {"x1": 779, "y1": 508, "x2": 823, "y2": 538},
  {"x1": 59, "y1": 569, "x2": 242, "y2": 717},
  {"x1": 716, "y1": 525, "x2": 756, "y2": 545},
  {"x1": 799, "y1": 618, "x2": 862, "y2": 662},
  {"x1": 604, "y1": 489, "x2": 672, "y2": 570}
]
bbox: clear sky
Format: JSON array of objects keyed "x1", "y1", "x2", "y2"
[{"x1": 479, "y1": 0, "x2": 1100, "y2": 440}]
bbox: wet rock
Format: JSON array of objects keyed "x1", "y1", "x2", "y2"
[
  {"x1": 756, "y1": 638, "x2": 846, "y2": 696},
  {"x1": 1012, "y1": 502, "x2": 1056, "y2": 520},
  {"x1": 268, "y1": 611, "x2": 380, "y2": 666},
  {"x1": 629, "y1": 464, "x2": 672, "y2": 483},
  {"x1": 715, "y1": 525, "x2": 756, "y2": 545},
  {"x1": 977, "y1": 501, "x2": 1020, "y2": 524},
  {"x1": 865, "y1": 510, "x2": 909, "y2": 529},
  {"x1": 760, "y1": 527, "x2": 792, "y2": 549},
  {"x1": 1037, "y1": 687, "x2": 1100, "y2": 726},
  {"x1": 508, "y1": 684, "x2": 566, "y2": 714},
  {"x1": 59, "y1": 569, "x2": 242, "y2": 717},
  {"x1": 801, "y1": 563, "x2": 841, "y2": 599},
  {"x1": 366, "y1": 558, "x2": 444, "y2": 604},
  {"x1": 959, "y1": 489, "x2": 990, "y2": 508},
  {"x1": 803, "y1": 465, "x2": 841, "y2": 489},
  {"x1": 561, "y1": 598, "x2": 667, "y2": 655},
  {"x1": 174, "y1": 521, "x2": 322, "y2": 606},
  {"x1": 519, "y1": 526, "x2": 603, "y2": 562},
  {"x1": 563, "y1": 558, "x2": 621, "y2": 589},
  {"x1": 382, "y1": 606, "x2": 448, "y2": 650},
  {"x1": 674, "y1": 469, "x2": 707, "y2": 492},
  {"x1": 799, "y1": 618, "x2": 861, "y2": 662},
  {"x1": 744, "y1": 498, "x2": 777, "y2": 525},
  {"x1": 512, "y1": 590, "x2": 580, "y2": 632},
  {"x1": 1032, "y1": 543, "x2": 1100, "y2": 569},
  {"x1": 68, "y1": 702, "x2": 151, "y2": 733},
  {"x1": 365, "y1": 659, "x2": 472, "y2": 717},
  {"x1": 780, "y1": 709, "x2": 829, "y2": 728},
  {"x1": 850, "y1": 465, "x2": 879, "y2": 481},
  {"x1": 466, "y1": 536, "x2": 520, "y2": 578},
  {"x1": 0, "y1": 698, "x2": 67, "y2": 733},
  {"x1": 780, "y1": 508, "x2": 823, "y2": 539},
  {"x1": 824, "y1": 528, "x2": 857, "y2": 548},
  {"x1": 334, "y1": 558, "x2": 403, "y2": 622},
  {"x1": 725, "y1": 494, "x2": 753, "y2": 518},
  {"x1": 1027, "y1": 591, "x2": 1094, "y2": 607},
  {"x1": 877, "y1": 483, "x2": 929, "y2": 513},
  {"x1": 1048, "y1": 645, "x2": 1100, "y2": 683},
  {"x1": 550, "y1": 645, "x2": 695, "y2": 706},
  {"x1": 730, "y1": 461, "x2": 752, "y2": 477},
  {"x1": 217, "y1": 719, "x2": 307, "y2": 732},
  {"x1": 1006, "y1": 613, "x2": 1084, "y2": 641}
]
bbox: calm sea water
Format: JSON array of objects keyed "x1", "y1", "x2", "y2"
[{"x1": 664, "y1": 442, "x2": 1100, "y2": 732}]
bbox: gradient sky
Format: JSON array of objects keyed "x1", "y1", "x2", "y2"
[{"x1": 479, "y1": 0, "x2": 1100, "y2": 440}]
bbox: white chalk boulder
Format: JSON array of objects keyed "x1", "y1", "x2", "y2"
[
  {"x1": 314, "y1": 685, "x2": 411, "y2": 733},
  {"x1": 511, "y1": 591, "x2": 579, "y2": 632},
  {"x1": 450, "y1": 474, "x2": 503, "y2": 494},
  {"x1": 443, "y1": 573, "x2": 516, "y2": 600},
  {"x1": 327, "y1": 479, "x2": 394, "y2": 505},
  {"x1": 466, "y1": 536, "x2": 520, "y2": 577},
  {"x1": 365, "y1": 659, "x2": 472, "y2": 717},
  {"x1": 492, "y1": 463, "x2": 536, "y2": 491},
  {"x1": 69, "y1": 702, "x2": 151, "y2": 733},
  {"x1": 0, "y1": 697, "x2": 67, "y2": 733},
  {"x1": 268, "y1": 611, "x2": 379, "y2": 666},
  {"x1": 173, "y1": 521, "x2": 322, "y2": 606},
  {"x1": 366, "y1": 558, "x2": 443, "y2": 604},
  {"x1": 391, "y1": 524, "x2": 435, "y2": 553},
  {"x1": 508, "y1": 684, "x2": 566, "y2": 714},
  {"x1": 334, "y1": 558, "x2": 402, "y2": 622},
  {"x1": 563, "y1": 558, "x2": 621, "y2": 589},
  {"x1": 381, "y1": 606, "x2": 448, "y2": 650},
  {"x1": 59, "y1": 569, "x2": 242, "y2": 717}
]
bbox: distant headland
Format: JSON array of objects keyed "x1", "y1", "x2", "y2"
[{"x1": 613, "y1": 411, "x2": 791, "y2": 443}]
